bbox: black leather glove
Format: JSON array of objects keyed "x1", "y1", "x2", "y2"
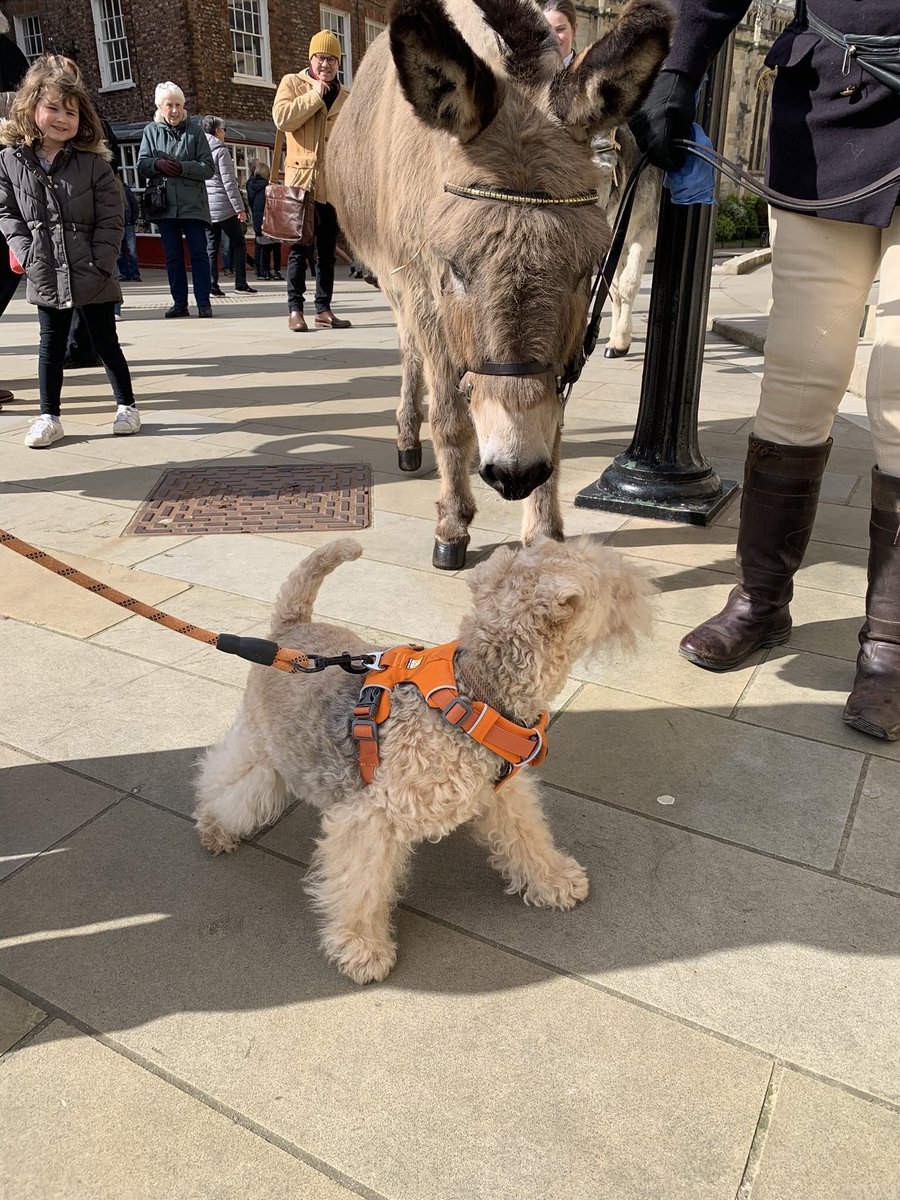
[
  {"x1": 154, "y1": 156, "x2": 183, "y2": 177},
  {"x1": 629, "y1": 70, "x2": 697, "y2": 172}
]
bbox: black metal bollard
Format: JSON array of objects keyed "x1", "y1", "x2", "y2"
[{"x1": 575, "y1": 35, "x2": 740, "y2": 526}]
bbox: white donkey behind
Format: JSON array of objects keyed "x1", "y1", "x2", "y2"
[{"x1": 592, "y1": 124, "x2": 662, "y2": 359}]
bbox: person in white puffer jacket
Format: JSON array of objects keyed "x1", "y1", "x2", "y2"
[{"x1": 202, "y1": 115, "x2": 255, "y2": 296}]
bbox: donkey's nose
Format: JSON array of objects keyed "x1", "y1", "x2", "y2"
[{"x1": 480, "y1": 459, "x2": 553, "y2": 500}]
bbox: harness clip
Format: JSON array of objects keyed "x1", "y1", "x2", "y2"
[{"x1": 441, "y1": 696, "x2": 473, "y2": 727}]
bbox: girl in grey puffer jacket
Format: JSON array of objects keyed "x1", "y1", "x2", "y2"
[{"x1": 0, "y1": 56, "x2": 139, "y2": 448}]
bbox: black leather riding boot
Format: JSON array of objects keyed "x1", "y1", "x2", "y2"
[
  {"x1": 843, "y1": 467, "x2": 900, "y2": 741},
  {"x1": 679, "y1": 434, "x2": 833, "y2": 671}
]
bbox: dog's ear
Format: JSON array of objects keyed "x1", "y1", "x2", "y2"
[
  {"x1": 467, "y1": 544, "x2": 517, "y2": 597},
  {"x1": 533, "y1": 576, "x2": 584, "y2": 625}
]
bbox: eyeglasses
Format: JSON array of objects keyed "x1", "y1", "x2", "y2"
[{"x1": 312, "y1": 54, "x2": 338, "y2": 66}]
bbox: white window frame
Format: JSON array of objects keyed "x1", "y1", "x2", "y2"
[
  {"x1": 229, "y1": 0, "x2": 273, "y2": 85},
  {"x1": 90, "y1": 0, "x2": 134, "y2": 92},
  {"x1": 14, "y1": 14, "x2": 44, "y2": 63},
  {"x1": 231, "y1": 144, "x2": 272, "y2": 192},
  {"x1": 364, "y1": 19, "x2": 385, "y2": 49},
  {"x1": 118, "y1": 144, "x2": 142, "y2": 192},
  {"x1": 319, "y1": 6, "x2": 352, "y2": 87}
]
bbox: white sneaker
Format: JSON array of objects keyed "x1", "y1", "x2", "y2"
[
  {"x1": 113, "y1": 405, "x2": 141, "y2": 436},
  {"x1": 24, "y1": 414, "x2": 64, "y2": 448}
]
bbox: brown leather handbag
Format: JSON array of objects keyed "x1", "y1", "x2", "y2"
[{"x1": 262, "y1": 122, "x2": 321, "y2": 245}]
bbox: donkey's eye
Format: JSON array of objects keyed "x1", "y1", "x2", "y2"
[{"x1": 443, "y1": 261, "x2": 468, "y2": 294}]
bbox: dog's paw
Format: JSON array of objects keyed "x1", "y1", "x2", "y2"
[
  {"x1": 523, "y1": 856, "x2": 589, "y2": 910},
  {"x1": 327, "y1": 934, "x2": 397, "y2": 985},
  {"x1": 196, "y1": 817, "x2": 241, "y2": 855}
]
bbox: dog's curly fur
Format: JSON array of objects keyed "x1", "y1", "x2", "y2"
[{"x1": 194, "y1": 536, "x2": 654, "y2": 983}]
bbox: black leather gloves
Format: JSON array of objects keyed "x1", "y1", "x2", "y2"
[
  {"x1": 154, "y1": 156, "x2": 183, "y2": 177},
  {"x1": 630, "y1": 70, "x2": 697, "y2": 171}
]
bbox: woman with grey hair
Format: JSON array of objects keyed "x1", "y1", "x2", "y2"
[
  {"x1": 202, "y1": 114, "x2": 255, "y2": 296},
  {"x1": 138, "y1": 82, "x2": 214, "y2": 317}
]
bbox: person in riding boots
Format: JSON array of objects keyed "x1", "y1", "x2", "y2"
[
  {"x1": 272, "y1": 29, "x2": 352, "y2": 333},
  {"x1": 632, "y1": 0, "x2": 900, "y2": 741}
]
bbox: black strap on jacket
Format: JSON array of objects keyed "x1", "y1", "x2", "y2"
[{"x1": 799, "y1": 3, "x2": 900, "y2": 95}]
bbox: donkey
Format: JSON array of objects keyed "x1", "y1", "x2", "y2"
[
  {"x1": 328, "y1": 0, "x2": 673, "y2": 569},
  {"x1": 592, "y1": 125, "x2": 663, "y2": 359}
]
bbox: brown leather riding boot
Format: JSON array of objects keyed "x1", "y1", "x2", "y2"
[
  {"x1": 679, "y1": 434, "x2": 833, "y2": 671},
  {"x1": 843, "y1": 467, "x2": 900, "y2": 741}
]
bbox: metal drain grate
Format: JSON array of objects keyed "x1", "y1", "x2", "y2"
[{"x1": 124, "y1": 463, "x2": 371, "y2": 536}]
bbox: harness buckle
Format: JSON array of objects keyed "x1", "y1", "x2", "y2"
[
  {"x1": 351, "y1": 717, "x2": 379, "y2": 742},
  {"x1": 355, "y1": 685, "x2": 384, "y2": 720},
  {"x1": 441, "y1": 696, "x2": 473, "y2": 727}
]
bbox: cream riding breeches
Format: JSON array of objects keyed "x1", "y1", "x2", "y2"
[{"x1": 755, "y1": 207, "x2": 900, "y2": 476}]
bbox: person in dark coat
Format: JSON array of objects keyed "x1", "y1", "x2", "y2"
[
  {"x1": 137, "y1": 81, "x2": 214, "y2": 318},
  {"x1": 0, "y1": 11, "x2": 28, "y2": 408},
  {"x1": 246, "y1": 156, "x2": 282, "y2": 280},
  {"x1": 0, "y1": 56, "x2": 139, "y2": 447},
  {"x1": 632, "y1": 0, "x2": 900, "y2": 742}
]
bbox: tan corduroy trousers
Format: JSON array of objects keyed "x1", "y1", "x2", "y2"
[{"x1": 756, "y1": 207, "x2": 900, "y2": 476}]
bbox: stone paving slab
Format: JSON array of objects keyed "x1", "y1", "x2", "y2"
[
  {"x1": 2, "y1": 1021, "x2": 357, "y2": 1200},
  {"x1": 0, "y1": 799, "x2": 772, "y2": 1200},
  {"x1": 1, "y1": 622, "x2": 237, "y2": 816},
  {"x1": 737, "y1": 648, "x2": 900, "y2": 762},
  {"x1": 1, "y1": 546, "x2": 190, "y2": 639},
  {"x1": 2, "y1": 263, "x2": 897, "y2": 1197},
  {"x1": 542, "y1": 682, "x2": 863, "y2": 864},
  {"x1": 840, "y1": 758, "x2": 900, "y2": 893},
  {"x1": 0, "y1": 745, "x2": 121, "y2": 880},
  {"x1": 262, "y1": 787, "x2": 900, "y2": 1102},
  {"x1": 0, "y1": 983, "x2": 45, "y2": 1053},
  {"x1": 136, "y1": 534, "x2": 474, "y2": 645},
  {"x1": 750, "y1": 1070, "x2": 900, "y2": 1200}
]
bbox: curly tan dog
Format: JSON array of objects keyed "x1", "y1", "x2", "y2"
[{"x1": 194, "y1": 536, "x2": 653, "y2": 983}]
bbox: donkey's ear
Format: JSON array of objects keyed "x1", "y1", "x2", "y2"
[
  {"x1": 469, "y1": 0, "x2": 561, "y2": 87},
  {"x1": 390, "y1": 0, "x2": 501, "y2": 143},
  {"x1": 549, "y1": 0, "x2": 673, "y2": 137}
]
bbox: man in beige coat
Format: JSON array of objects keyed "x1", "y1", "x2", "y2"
[{"x1": 273, "y1": 30, "x2": 351, "y2": 332}]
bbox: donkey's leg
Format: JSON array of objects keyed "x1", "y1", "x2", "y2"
[
  {"x1": 427, "y1": 358, "x2": 477, "y2": 570},
  {"x1": 521, "y1": 424, "x2": 563, "y2": 545},
  {"x1": 395, "y1": 310, "x2": 426, "y2": 472},
  {"x1": 605, "y1": 236, "x2": 653, "y2": 358}
]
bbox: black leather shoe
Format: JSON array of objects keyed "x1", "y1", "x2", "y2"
[
  {"x1": 198, "y1": 305, "x2": 213, "y2": 318},
  {"x1": 235, "y1": 285, "x2": 257, "y2": 293},
  {"x1": 164, "y1": 304, "x2": 189, "y2": 319},
  {"x1": 209, "y1": 286, "x2": 226, "y2": 297}
]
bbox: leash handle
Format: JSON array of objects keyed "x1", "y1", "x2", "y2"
[{"x1": 0, "y1": 528, "x2": 313, "y2": 674}]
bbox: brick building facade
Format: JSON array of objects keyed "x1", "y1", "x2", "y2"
[
  {"x1": 3, "y1": 0, "x2": 790, "y2": 192},
  {"x1": 2, "y1": 0, "x2": 388, "y2": 184}
]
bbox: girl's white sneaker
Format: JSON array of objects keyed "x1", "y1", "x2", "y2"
[
  {"x1": 113, "y1": 405, "x2": 141, "y2": 435},
  {"x1": 25, "y1": 415, "x2": 63, "y2": 448}
]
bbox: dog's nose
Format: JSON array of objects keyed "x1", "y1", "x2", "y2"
[{"x1": 480, "y1": 460, "x2": 553, "y2": 501}]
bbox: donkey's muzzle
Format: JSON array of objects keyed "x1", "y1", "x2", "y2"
[{"x1": 480, "y1": 459, "x2": 553, "y2": 500}]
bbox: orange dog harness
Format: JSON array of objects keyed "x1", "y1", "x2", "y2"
[{"x1": 351, "y1": 642, "x2": 548, "y2": 788}]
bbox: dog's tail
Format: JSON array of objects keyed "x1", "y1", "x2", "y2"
[{"x1": 270, "y1": 538, "x2": 363, "y2": 635}]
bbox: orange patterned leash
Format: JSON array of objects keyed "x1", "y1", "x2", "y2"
[{"x1": 0, "y1": 526, "x2": 328, "y2": 674}]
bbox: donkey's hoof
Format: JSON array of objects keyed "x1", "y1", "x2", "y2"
[
  {"x1": 398, "y1": 445, "x2": 422, "y2": 472},
  {"x1": 432, "y1": 537, "x2": 469, "y2": 571},
  {"x1": 604, "y1": 345, "x2": 630, "y2": 359}
]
